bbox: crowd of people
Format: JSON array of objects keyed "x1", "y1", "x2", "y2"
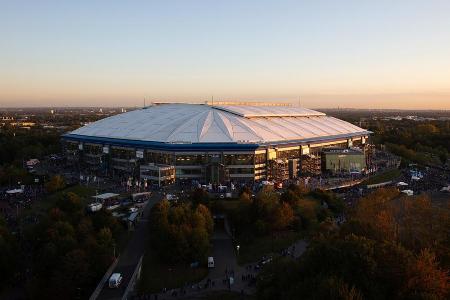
[
  {"x1": 133, "y1": 242, "x2": 304, "y2": 300},
  {"x1": 0, "y1": 184, "x2": 45, "y2": 226},
  {"x1": 133, "y1": 265, "x2": 258, "y2": 300}
]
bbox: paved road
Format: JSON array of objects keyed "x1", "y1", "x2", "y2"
[
  {"x1": 151, "y1": 232, "x2": 309, "y2": 300},
  {"x1": 97, "y1": 192, "x2": 162, "y2": 300},
  {"x1": 208, "y1": 223, "x2": 242, "y2": 279}
]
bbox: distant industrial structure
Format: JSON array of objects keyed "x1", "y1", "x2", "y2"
[{"x1": 63, "y1": 102, "x2": 371, "y2": 184}]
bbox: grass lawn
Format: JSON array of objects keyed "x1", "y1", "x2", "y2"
[
  {"x1": 236, "y1": 231, "x2": 303, "y2": 265},
  {"x1": 138, "y1": 247, "x2": 208, "y2": 294},
  {"x1": 363, "y1": 168, "x2": 402, "y2": 185}
]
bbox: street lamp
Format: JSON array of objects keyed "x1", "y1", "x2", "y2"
[{"x1": 236, "y1": 244, "x2": 240, "y2": 256}]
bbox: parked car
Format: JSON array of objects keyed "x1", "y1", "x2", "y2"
[{"x1": 108, "y1": 273, "x2": 123, "y2": 288}]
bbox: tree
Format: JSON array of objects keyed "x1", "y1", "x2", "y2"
[
  {"x1": 272, "y1": 202, "x2": 294, "y2": 230},
  {"x1": 149, "y1": 201, "x2": 214, "y2": 264},
  {"x1": 239, "y1": 190, "x2": 252, "y2": 205},
  {"x1": 189, "y1": 227, "x2": 210, "y2": 262},
  {"x1": 280, "y1": 189, "x2": 301, "y2": 206},
  {"x1": 253, "y1": 188, "x2": 278, "y2": 221},
  {"x1": 56, "y1": 192, "x2": 84, "y2": 224},
  {"x1": 19, "y1": 185, "x2": 124, "y2": 299},
  {"x1": 403, "y1": 249, "x2": 450, "y2": 299},
  {"x1": 195, "y1": 204, "x2": 214, "y2": 234},
  {"x1": 45, "y1": 175, "x2": 66, "y2": 193},
  {"x1": 97, "y1": 228, "x2": 113, "y2": 250},
  {"x1": 309, "y1": 189, "x2": 345, "y2": 215},
  {"x1": 49, "y1": 249, "x2": 93, "y2": 300},
  {"x1": 0, "y1": 222, "x2": 18, "y2": 288},
  {"x1": 256, "y1": 185, "x2": 450, "y2": 300},
  {"x1": 295, "y1": 199, "x2": 319, "y2": 229},
  {"x1": 416, "y1": 124, "x2": 439, "y2": 135},
  {"x1": 257, "y1": 257, "x2": 300, "y2": 300},
  {"x1": 313, "y1": 276, "x2": 363, "y2": 300},
  {"x1": 190, "y1": 188, "x2": 210, "y2": 206}
]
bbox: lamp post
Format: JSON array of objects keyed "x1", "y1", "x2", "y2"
[{"x1": 236, "y1": 244, "x2": 240, "y2": 256}]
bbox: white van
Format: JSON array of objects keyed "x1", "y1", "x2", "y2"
[
  {"x1": 208, "y1": 257, "x2": 215, "y2": 268},
  {"x1": 87, "y1": 202, "x2": 102, "y2": 212},
  {"x1": 108, "y1": 273, "x2": 123, "y2": 288}
]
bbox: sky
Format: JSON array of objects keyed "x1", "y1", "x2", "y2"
[{"x1": 1, "y1": 0, "x2": 450, "y2": 109}]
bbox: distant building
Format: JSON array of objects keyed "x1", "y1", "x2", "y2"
[{"x1": 63, "y1": 103, "x2": 371, "y2": 183}]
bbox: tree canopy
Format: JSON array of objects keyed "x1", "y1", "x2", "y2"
[
  {"x1": 257, "y1": 188, "x2": 450, "y2": 300},
  {"x1": 149, "y1": 201, "x2": 214, "y2": 264}
]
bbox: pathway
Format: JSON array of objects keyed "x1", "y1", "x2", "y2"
[{"x1": 139, "y1": 234, "x2": 308, "y2": 300}]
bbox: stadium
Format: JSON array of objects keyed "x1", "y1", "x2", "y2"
[{"x1": 63, "y1": 103, "x2": 371, "y2": 184}]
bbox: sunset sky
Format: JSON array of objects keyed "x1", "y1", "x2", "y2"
[{"x1": 1, "y1": 0, "x2": 449, "y2": 109}]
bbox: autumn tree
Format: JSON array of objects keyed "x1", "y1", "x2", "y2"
[
  {"x1": 45, "y1": 175, "x2": 66, "y2": 193},
  {"x1": 403, "y1": 249, "x2": 450, "y2": 299},
  {"x1": 272, "y1": 202, "x2": 294, "y2": 230}
]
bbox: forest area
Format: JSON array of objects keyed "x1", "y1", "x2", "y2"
[{"x1": 256, "y1": 188, "x2": 450, "y2": 299}]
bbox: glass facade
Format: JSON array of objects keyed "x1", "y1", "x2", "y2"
[
  {"x1": 255, "y1": 153, "x2": 266, "y2": 164},
  {"x1": 228, "y1": 167, "x2": 254, "y2": 174},
  {"x1": 175, "y1": 154, "x2": 207, "y2": 165},
  {"x1": 144, "y1": 151, "x2": 173, "y2": 165},
  {"x1": 66, "y1": 141, "x2": 79, "y2": 151},
  {"x1": 223, "y1": 154, "x2": 254, "y2": 165},
  {"x1": 111, "y1": 147, "x2": 135, "y2": 160},
  {"x1": 84, "y1": 144, "x2": 102, "y2": 155},
  {"x1": 176, "y1": 168, "x2": 203, "y2": 176},
  {"x1": 66, "y1": 135, "x2": 368, "y2": 182},
  {"x1": 277, "y1": 149, "x2": 300, "y2": 160},
  {"x1": 141, "y1": 168, "x2": 174, "y2": 178}
]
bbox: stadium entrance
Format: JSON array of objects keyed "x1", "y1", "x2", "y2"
[{"x1": 205, "y1": 163, "x2": 227, "y2": 184}]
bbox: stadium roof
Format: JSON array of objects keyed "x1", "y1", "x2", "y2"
[
  {"x1": 213, "y1": 105, "x2": 325, "y2": 118},
  {"x1": 66, "y1": 103, "x2": 369, "y2": 146}
]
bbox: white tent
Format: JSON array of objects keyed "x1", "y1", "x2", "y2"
[
  {"x1": 6, "y1": 189, "x2": 24, "y2": 194},
  {"x1": 92, "y1": 193, "x2": 119, "y2": 201}
]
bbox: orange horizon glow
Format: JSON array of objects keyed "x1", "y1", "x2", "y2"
[{"x1": 1, "y1": 1, "x2": 450, "y2": 109}]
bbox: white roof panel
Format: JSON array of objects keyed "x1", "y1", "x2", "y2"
[
  {"x1": 214, "y1": 105, "x2": 325, "y2": 118},
  {"x1": 69, "y1": 103, "x2": 369, "y2": 145}
]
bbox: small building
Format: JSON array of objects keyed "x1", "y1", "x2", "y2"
[{"x1": 140, "y1": 163, "x2": 175, "y2": 186}]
